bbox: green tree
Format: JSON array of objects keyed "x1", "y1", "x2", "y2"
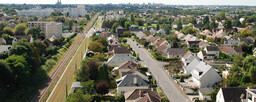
[
  {"x1": 15, "y1": 23, "x2": 27, "y2": 35},
  {"x1": 177, "y1": 19, "x2": 183, "y2": 31},
  {"x1": 223, "y1": 19, "x2": 232, "y2": 29},
  {"x1": 130, "y1": 14, "x2": 135, "y2": 23},
  {"x1": 119, "y1": 18, "x2": 127, "y2": 27},
  {"x1": 189, "y1": 17, "x2": 197, "y2": 24},
  {"x1": 234, "y1": 18, "x2": 241, "y2": 27},
  {"x1": 67, "y1": 89, "x2": 91, "y2": 102},
  {"x1": 26, "y1": 27, "x2": 41, "y2": 39},
  {"x1": 1, "y1": 34, "x2": 14, "y2": 45},
  {"x1": 249, "y1": 66, "x2": 256, "y2": 84},
  {"x1": 87, "y1": 61, "x2": 99, "y2": 80},
  {"x1": 239, "y1": 29, "x2": 253, "y2": 37},
  {"x1": 124, "y1": 21, "x2": 130, "y2": 29},
  {"x1": 97, "y1": 64, "x2": 109, "y2": 81},
  {"x1": 217, "y1": 12, "x2": 226, "y2": 20},
  {"x1": 76, "y1": 60, "x2": 90, "y2": 82},
  {"x1": 81, "y1": 80, "x2": 95, "y2": 94},
  {"x1": 242, "y1": 55, "x2": 256, "y2": 71},
  {"x1": 85, "y1": 14, "x2": 90, "y2": 20},
  {"x1": 203, "y1": 16, "x2": 210, "y2": 25},
  {"x1": 0, "y1": 60, "x2": 13, "y2": 90},
  {"x1": 156, "y1": 23, "x2": 160, "y2": 30},
  {"x1": 111, "y1": 22, "x2": 119, "y2": 33},
  {"x1": 225, "y1": 65, "x2": 242, "y2": 87},
  {"x1": 0, "y1": 22, "x2": 6, "y2": 31},
  {"x1": 88, "y1": 42, "x2": 104, "y2": 52},
  {"x1": 210, "y1": 18, "x2": 218, "y2": 30},
  {"x1": 3, "y1": 27, "x2": 14, "y2": 35}
]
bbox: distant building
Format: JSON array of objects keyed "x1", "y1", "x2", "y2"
[
  {"x1": 27, "y1": 22, "x2": 62, "y2": 38},
  {"x1": 63, "y1": 5, "x2": 88, "y2": 17},
  {"x1": 16, "y1": 6, "x2": 54, "y2": 17},
  {"x1": 12, "y1": 35, "x2": 33, "y2": 45}
]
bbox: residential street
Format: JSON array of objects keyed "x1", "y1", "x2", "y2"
[{"x1": 127, "y1": 38, "x2": 191, "y2": 102}]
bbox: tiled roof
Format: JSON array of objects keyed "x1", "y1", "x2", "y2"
[
  {"x1": 156, "y1": 44, "x2": 168, "y2": 52},
  {"x1": 206, "y1": 46, "x2": 219, "y2": 51},
  {"x1": 113, "y1": 47, "x2": 130, "y2": 54},
  {"x1": 167, "y1": 48, "x2": 187, "y2": 55},
  {"x1": 124, "y1": 89, "x2": 161, "y2": 102},
  {"x1": 221, "y1": 88, "x2": 247, "y2": 102},
  {"x1": 155, "y1": 38, "x2": 166, "y2": 46}
]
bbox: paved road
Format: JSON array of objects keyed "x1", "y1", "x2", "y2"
[{"x1": 127, "y1": 38, "x2": 191, "y2": 102}]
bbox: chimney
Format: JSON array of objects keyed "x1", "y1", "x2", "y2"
[
  {"x1": 134, "y1": 77, "x2": 137, "y2": 84},
  {"x1": 140, "y1": 89, "x2": 143, "y2": 97}
]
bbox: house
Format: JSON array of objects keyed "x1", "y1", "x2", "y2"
[
  {"x1": 167, "y1": 48, "x2": 187, "y2": 58},
  {"x1": 69, "y1": 82, "x2": 82, "y2": 94},
  {"x1": 223, "y1": 38, "x2": 240, "y2": 46},
  {"x1": 191, "y1": 61, "x2": 222, "y2": 87},
  {"x1": 156, "y1": 44, "x2": 171, "y2": 55},
  {"x1": 108, "y1": 38, "x2": 121, "y2": 46},
  {"x1": 107, "y1": 54, "x2": 135, "y2": 67},
  {"x1": 253, "y1": 48, "x2": 256, "y2": 57},
  {"x1": 182, "y1": 51, "x2": 201, "y2": 67},
  {"x1": 117, "y1": 61, "x2": 138, "y2": 76},
  {"x1": 239, "y1": 37, "x2": 254, "y2": 45},
  {"x1": 214, "y1": 29, "x2": 225, "y2": 38},
  {"x1": 43, "y1": 39, "x2": 54, "y2": 48},
  {"x1": 146, "y1": 35, "x2": 154, "y2": 42},
  {"x1": 187, "y1": 41, "x2": 201, "y2": 48},
  {"x1": 198, "y1": 88, "x2": 214, "y2": 100},
  {"x1": 116, "y1": 73, "x2": 149, "y2": 95},
  {"x1": 130, "y1": 28, "x2": 143, "y2": 34},
  {"x1": 157, "y1": 29, "x2": 166, "y2": 34},
  {"x1": 177, "y1": 32, "x2": 185, "y2": 40},
  {"x1": 198, "y1": 41, "x2": 210, "y2": 48},
  {"x1": 113, "y1": 47, "x2": 131, "y2": 54},
  {"x1": 150, "y1": 36, "x2": 160, "y2": 45},
  {"x1": 183, "y1": 58, "x2": 201, "y2": 75},
  {"x1": 124, "y1": 89, "x2": 161, "y2": 102},
  {"x1": 155, "y1": 38, "x2": 169, "y2": 47},
  {"x1": 12, "y1": 35, "x2": 33, "y2": 45},
  {"x1": 116, "y1": 25, "x2": 129, "y2": 35},
  {"x1": 149, "y1": 28, "x2": 157, "y2": 34},
  {"x1": 184, "y1": 34, "x2": 193, "y2": 42},
  {"x1": 0, "y1": 38, "x2": 6, "y2": 44},
  {"x1": 216, "y1": 87, "x2": 247, "y2": 102},
  {"x1": 197, "y1": 46, "x2": 219, "y2": 60},
  {"x1": 0, "y1": 45, "x2": 11, "y2": 53},
  {"x1": 246, "y1": 88, "x2": 256, "y2": 102},
  {"x1": 201, "y1": 30, "x2": 213, "y2": 37},
  {"x1": 218, "y1": 46, "x2": 243, "y2": 56},
  {"x1": 136, "y1": 31, "x2": 147, "y2": 39},
  {"x1": 108, "y1": 45, "x2": 120, "y2": 52}
]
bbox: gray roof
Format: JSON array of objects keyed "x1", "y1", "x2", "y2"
[
  {"x1": 0, "y1": 45, "x2": 11, "y2": 53},
  {"x1": 116, "y1": 73, "x2": 148, "y2": 87},
  {"x1": 167, "y1": 48, "x2": 187, "y2": 55},
  {"x1": 191, "y1": 61, "x2": 212, "y2": 80},
  {"x1": 71, "y1": 82, "x2": 82, "y2": 88},
  {"x1": 198, "y1": 88, "x2": 214, "y2": 95},
  {"x1": 206, "y1": 46, "x2": 219, "y2": 51},
  {"x1": 136, "y1": 31, "x2": 147, "y2": 39},
  {"x1": 107, "y1": 54, "x2": 135, "y2": 63},
  {"x1": 221, "y1": 88, "x2": 247, "y2": 102}
]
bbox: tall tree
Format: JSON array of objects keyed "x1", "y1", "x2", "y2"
[
  {"x1": 76, "y1": 60, "x2": 90, "y2": 82},
  {"x1": 177, "y1": 19, "x2": 183, "y2": 31},
  {"x1": 95, "y1": 80, "x2": 109, "y2": 95},
  {"x1": 130, "y1": 14, "x2": 135, "y2": 23},
  {"x1": 210, "y1": 18, "x2": 218, "y2": 30},
  {"x1": 249, "y1": 66, "x2": 256, "y2": 84},
  {"x1": 66, "y1": 89, "x2": 91, "y2": 102},
  {"x1": 203, "y1": 16, "x2": 210, "y2": 25},
  {"x1": 81, "y1": 80, "x2": 95, "y2": 94},
  {"x1": 223, "y1": 19, "x2": 232, "y2": 29},
  {"x1": 217, "y1": 12, "x2": 226, "y2": 20},
  {"x1": 14, "y1": 23, "x2": 27, "y2": 35},
  {"x1": 26, "y1": 27, "x2": 41, "y2": 39},
  {"x1": 87, "y1": 61, "x2": 99, "y2": 80},
  {"x1": 97, "y1": 64, "x2": 109, "y2": 81}
]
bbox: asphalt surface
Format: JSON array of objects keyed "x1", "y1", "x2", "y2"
[{"x1": 127, "y1": 38, "x2": 191, "y2": 102}]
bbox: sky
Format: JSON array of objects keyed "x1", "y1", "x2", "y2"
[{"x1": 0, "y1": 0, "x2": 256, "y2": 6}]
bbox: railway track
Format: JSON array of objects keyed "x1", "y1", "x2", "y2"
[{"x1": 30, "y1": 15, "x2": 98, "y2": 102}]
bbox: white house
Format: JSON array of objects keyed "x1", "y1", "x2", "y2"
[
  {"x1": 223, "y1": 38, "x2": 240, "y2": 46},
  {"x1": 246, "y1": 88, "x2": 256, "y2": 102},
  {"x1": 150, "y1": 28, "x2": 157, "y2": 34},
  {"x1": 191, "y1": 61, "x2": 222, "y2": 88},
  {"x1": 197, "y1": 46, "x2": 219, "y2": 60},
  {"x1": 183, "y1": 58, "x2": 201, "y2": 75},
  {"x1": 136, "y1": 31, "x2": 147, "y2": 39},
  {"x1": 216, "y1": 87, "x2": 247, "y2": 102},
  {"x1": 157, "y1": 29, "x2": 166, "y2": 35},
  {"x1": 116, "y1": 73, "x2": 149, "y2": 95},
  {"x1": 12, "y1": 35, "x2": 33, "y2": 45}
]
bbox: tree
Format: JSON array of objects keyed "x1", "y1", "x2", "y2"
[
  {"x1": 1, "y1": 34, "x2": 14, "y2": 45},
  {"x1": 111, "y1": 22, "x2": 119, "y2": 33},
  {"x1": 217, "y1": 12, "x2": 226, "y2": 20},
  {"x1": 66, "y1": 89, "x2": 91, "y2": 102},
  {"x1": 88, "y1": 42, "x2": 104, "y2": 52},
  {"x1": 225, "y1": 65, "x2": 242, "y2": 87},
  {"x1": 242, "y1": 55, "x2": 256, "y2": 71},
  {"x1": 81, "y1": 80, "x2": 95, "y2": 94},
  {"x1": 0, "y1": 22, "x2": 6, "y2": 31},
  {"x1": 171, "y1": 40, "x2": 178, "y2": 48},
  {"x1": 33, "y1": 41, "x2": 47, "y2": 56},
  {"x1": 124, "y1": 21, "x2": 130, "y2": 29},
  {"x1": 234, "y1": 17, "x2": 241, "y2": 27},
  {"x1": 122, "y1": 38, "x2": 127, "y2": 44},
  {"x1": 97, "y1": 64, "x2": 109, "y2": 81},
  {"x1": 203, "y1": 16, "x2": 210, "y2": 25},
  {"x1": 95, "y1": 80, "x2": 109, "y2": 95},
  {"x1": 87, "y1": 61, "x2": 99, "y2": 80},
  {"x1": 119, "y1": 18, "x2": 127, "y2": 27},
  {"x1": 26, "y1": 27, "x2": 41, "y2": 39},
  {"x1": 76, "y1": 60, "x2": 90, "y2": 82},
  {"x1": 5, "y1": 55, "x2": 29, "y2": 87},
  {"x1": 85, "y1": 14, "x2": 90, "y2": 20},
  {"x1": 130, "y1": 14, "x2": 135, "y2": 23},
  {"x1": 3, "y1": 27, "x2": 14, "y2": 35},
  {"x1": 210, "y1": 18, "x2": 218, "y2": 30},
  {"x1": 0, "y1": 60, "x2": 13, "y2": 89},
  {"x1": 15, "y1": 23, "x2": 27, "y2": 35},
  {"x1": 249, "y1": 66, "x2": 256, "y2": 84},
  {"x1": 177, "y1": 19, "x2": 183, "y2": 31},
  {"x1": 189, "y1": 17, "x2": 197, "y2": 24},
  {"x1": 239, "y1": 29, "x2": 253, "y2": 37},
  {"x1": 156, "y1": 23, "x2": 160, "y2": 30},
  {"x1": 223, "y1": 19, "x2": 232, "y2": 29}
]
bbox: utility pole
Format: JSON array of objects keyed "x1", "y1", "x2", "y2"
[{"x1": 66, "y1": 76, "x2": 67, "y2": 98}]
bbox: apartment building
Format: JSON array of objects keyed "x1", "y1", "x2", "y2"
[{"x1": 27, "y1": 22, "x2": 62, "y2": 38}]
